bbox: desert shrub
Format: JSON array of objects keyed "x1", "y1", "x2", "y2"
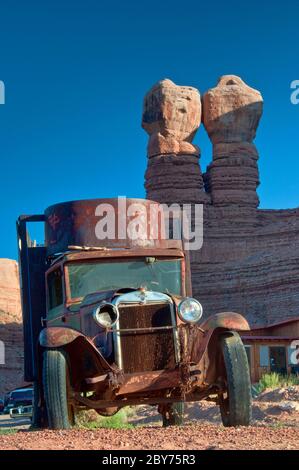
[
  {"x1": 256, "y1": 372, "x2": 299, "y2": 394},
  {"x1": 76, "y1": 407, "x2": 134, "y2": 429}
]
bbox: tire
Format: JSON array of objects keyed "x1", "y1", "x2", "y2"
[
  {"x1": 162, "y1": 402, "x2": 185, "y2": 427},
  {"x1": 219, "y1": 333, "x2": 252, "y2": 427},
  {"x1": 43, "y1": 349, "x2": 75, "y2": 429}
]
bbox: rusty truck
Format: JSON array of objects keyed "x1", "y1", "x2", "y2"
[{"x1": 17, "y1": 198, "x2": 251, "y2": 429}]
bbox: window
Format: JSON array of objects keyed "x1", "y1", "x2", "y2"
[
  {"x1": 269, "y1": 346, "x2": 287, "y2": 374},
  {"x1": 48, "y1": 268, "x2": 63, "y2": 309},
  {"x1": 11, "y1": 389, "x2": 33, "y2": 401},
  {"x1": 259, "y1": 346, "x2": 269, "y2": 367}
]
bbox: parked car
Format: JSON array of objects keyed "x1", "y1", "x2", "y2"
[
  {"x1": 3, "y1": 392, "x2": 10, "y2": 413},
  {"x1": 0, "y1": 399, "x2": 4, "y2": 414},
  {"x1": 4, "y1": 388, "x2": 33, "y2": 414},
  {"x1": 9, "y1": 404, "x2": 33, "y2": 420}
]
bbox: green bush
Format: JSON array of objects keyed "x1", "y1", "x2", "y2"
[
  {"x1": 76, "y1": 408, "x2": 134, "y2": 429},
  {"x1": 0, "y1": 429, "x2": 17, "y2": 435},
  {"x1": 256, "y1": 372, "x2": 299, "y2": 394}
]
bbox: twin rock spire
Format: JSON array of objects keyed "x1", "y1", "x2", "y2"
[{"x1": 142, "y1": 75, "x2": 263, "y2": 208}]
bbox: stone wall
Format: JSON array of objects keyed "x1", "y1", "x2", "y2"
[{"x1": 143, "y1": 76, "x2": 299, "y2": 327}]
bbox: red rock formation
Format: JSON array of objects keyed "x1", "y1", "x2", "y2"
[
  {"x1": 145, "y1": 153, "x2": 209, "y2": 205},
  {"x1": 144, "y1": 76, "x2": 299, "y2": 327},
  {"x1": 142, "y1": 79, "x2": 201, "y2": 158},
  {"x1": 0, "y1": 259, "x2": 21, "y2": 320},
  {"x1": 143, "y1": 79, "x2": 209, "y2": 204},
  {"x1": 202, "y1": 75, "x2": 263, "y2": 207},
  {"x1": 0, "y1": 259, "x2": 23, "y2": 395},
  {"x1": 0, "y1": 311, "x2": 24, "y2": 395}
]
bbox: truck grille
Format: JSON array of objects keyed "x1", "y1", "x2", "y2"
[{"x1": 118, "y1": 303, "x2": 176, "y2": 373}]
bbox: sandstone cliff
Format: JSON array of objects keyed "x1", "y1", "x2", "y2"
[
  {"x1": 0, "y1": 259, "x2": 21, "y2": 320},
  {"x1": 0, "y1": 259, "x2": 23, "y2": 395}
]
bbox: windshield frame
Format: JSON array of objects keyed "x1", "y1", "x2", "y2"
[{"x1": 64, "y1": 255, "x2": 186, "y2": 305}]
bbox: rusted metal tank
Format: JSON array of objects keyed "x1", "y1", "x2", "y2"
[{"x1": 44, "y1": 198, "x2": 172, "y2": 256}]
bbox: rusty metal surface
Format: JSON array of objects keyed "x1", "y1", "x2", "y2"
[
  {"x1": 38, "y1": 326, "x2": 117, "y2": 382},
  {"x1": 74, "y1": 384, "x2": 214, "y2": 409},
  {"x1": 116, "y1": 369, "x2": 181, "y2": 395},
  {"x1": 63, "y1": 248, "x2": 184, "y2": 263},
  {"x1": 39, "y1": 326, "x2": 83, "y2": 348},
  {"x1": 118, "y1": 303, "x2": 176, "y2": 373},
  {"x1": 44, "y1": 198, "x2": 183, "y2": 256},
  {"x1": 85, "y1": 373, "x2": 109, "y2": 384},
  {"x1": 200, "y1": 311, "x2": 250, "y2": 332},
  {"x1": 74, "y1": 394, "x2": 183, "y2": 409}
]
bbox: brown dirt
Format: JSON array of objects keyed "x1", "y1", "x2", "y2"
[
  {"x1": 131, "y1": 386, "x2": 299, "y2": 429},
  {"x1": 255, "y1": 386, "x2": 299, "y2": 403},
  {"x1": 0, "y1": 423, "x2": 298, "y2": 450},
  {"x1": 1, "y1": 388, "x2": 299, "y2": 450}
]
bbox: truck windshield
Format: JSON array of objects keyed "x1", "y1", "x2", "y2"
[{"x1": 67, "y1": 259, "x2": 182, "y2": 300}]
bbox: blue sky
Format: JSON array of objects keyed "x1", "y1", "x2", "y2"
[{"x1": 0, "y1": 0, "x2": 298, "y2": 259}]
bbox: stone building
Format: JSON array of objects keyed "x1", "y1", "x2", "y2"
[{"x1": 143, "y1": 76, "x2": 299, "y2": 327}]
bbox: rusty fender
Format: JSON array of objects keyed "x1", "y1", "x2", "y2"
[
  {"x1": 38, "y1": 326, "x2": 116, "y2": 378},
  {"x1": 39, "y1": 326, "x2": 84, "y2": 348},
  {"x1": 179, "y1": 312, "x2": 250, "y2": 383},
  {"x1": 200, "y1": 312, "x2": 250, "y2": 333}
]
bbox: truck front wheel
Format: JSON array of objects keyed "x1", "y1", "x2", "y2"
[
  {"x1": 43, "y1": 349, "x2": 75, "y2": 429},
  {"x1": 219, "y1": 333, "x2": 252, "y2": 427}
]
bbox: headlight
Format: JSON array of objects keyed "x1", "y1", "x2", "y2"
[
  {"x1": 93, "y1": 302, "x2": 119, "y2": 329},
  {"x1": 178, "y1": 297, "x2": 203, "y2": 323}
]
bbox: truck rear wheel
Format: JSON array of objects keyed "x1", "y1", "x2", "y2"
[
  {"x1": 219, "y1": 333, "x2": 252, "y2": 427},
  {"x1": 43, "y1": 349, "x2": 75, "y2": 429},
  {"x1": 162, "y1": 402, "x2": 184, "y2": 427}
]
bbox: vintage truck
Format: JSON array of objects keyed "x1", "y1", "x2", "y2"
[{"x1": 17, "y1": 198, "x2": 251, "y2": 429}]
